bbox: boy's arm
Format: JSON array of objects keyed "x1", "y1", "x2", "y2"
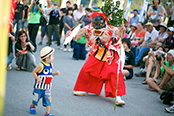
[
  {"x1": 52, "y1": 71, "x2": 60, "y2": 76},
  {"x1": 32, "y1": 63, "x2": 42, "y2": 84}
]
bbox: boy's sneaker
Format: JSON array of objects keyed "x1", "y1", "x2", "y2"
[
  {"x1": 165, "y1": 105, "x2": 174, "y2": 113},
  {"x1": 29, "y1": 105, "x2": 36, "y2": 114},
  {"x1": 45, "y1": 112, "x2": 54, "y2": 116}
]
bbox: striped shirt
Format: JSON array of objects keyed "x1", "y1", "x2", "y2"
[{"x1": 34, "y1": 61, "x2": 53, "y2": 90}]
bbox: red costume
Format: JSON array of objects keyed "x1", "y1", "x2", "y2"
[{"x1": 73, "y1": 12, "x2": 126, "y2": 98}]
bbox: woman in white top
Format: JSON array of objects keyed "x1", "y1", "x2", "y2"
[
  {"x1": 154, "y1": 22, "x2": 168, "y2": 44},
  {"x1": 128, "y1": 23, "x2": 137, "y2": 41}
]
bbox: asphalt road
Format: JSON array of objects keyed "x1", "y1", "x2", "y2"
[{"x1": 3, "y1": 34, "x2": 173, "y2": 116}]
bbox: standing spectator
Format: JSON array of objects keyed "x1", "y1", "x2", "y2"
[
  {"x1": 147, "y1": 0, "x2": 167, "y2": 30},
  {"x1": 63, "y1": 7, "x2": 75, "y2": 52},
  {"x1": 15, "y1": 31, "x2": 36, "y2": 72},
  {"x1": 74, "y1": 4, "x2": 85, "y2": 22},
  {"x1": 47, "y1": 2, "x2": 62, "y2": 48},
  {"x1": 135, "y1": 22, "x2": 158, "y2": 65},
  {"x1": 38, "y1": 0, "x2": 52, "y2": 45},
  {"x1": 164, "y1": 27, "x2": 174, "y2": 51},
  {"x1": 60, "y1": 1, "x2": 71, "y2": 39},
  {"x1": 130, "y1": 9, "x2": 139, "y2": 25},
  {"x1": 72, "y1": 3, "x2": 78, "y2": 16},
  {"x1": 7, "y1": 28, "x2": 15, "y2": 70},
  {"x1": 122, "y1": 38, "x2": 135, "y2": 80},
  {"x1": 13, "y1": 0, "x2": 24, "y2": 38},
  {"x1": 22, "y1": 0, "x2": 28, "y2": 33},
  {"x1": 28, "y1": 0, "x2": 44, "y2": 49},
  {"x1": 166, "y1": 0, "x2": 174, "y2": 27}
]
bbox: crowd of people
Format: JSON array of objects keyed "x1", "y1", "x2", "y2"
[{"x1": 7, "y1": 0, "x2": 174, "y2": 115}]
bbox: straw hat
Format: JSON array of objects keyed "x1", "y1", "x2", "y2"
[
  {"x1": 145, "y1": 22, "x2": 153, "y2": 26},
  {"x1": 40, "y1": 46, "x2": 55, "y2": 60}
]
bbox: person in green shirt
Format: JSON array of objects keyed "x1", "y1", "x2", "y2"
[
  {"x1": 28, "y1": 0, "x2": 44, "y2": 49},
  {"x1": 72, "y1": 34, "x2": 86, "y2": 60},
  {"x1": 146, "y1": 50, "x2": 174, "y2": 94}
]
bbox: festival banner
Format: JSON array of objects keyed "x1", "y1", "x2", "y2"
[
  {"x1": 124, "y1": 0, "x2": 132, "y2": 20},
  {"x1": 139, "y1": 0, "x2": 149, "y2": 23}
]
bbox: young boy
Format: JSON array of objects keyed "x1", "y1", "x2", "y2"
[{"x1": 29, "y1": 46, "x2": 60, "y2": 116}]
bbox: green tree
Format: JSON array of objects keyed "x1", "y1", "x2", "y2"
[{"x1": 101, "y1": 0, "x2": 126, "y2": 27}]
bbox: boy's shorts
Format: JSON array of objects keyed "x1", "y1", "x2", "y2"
[{"x1": 32, "y1": 89, "x2": 51, "y2": 107}]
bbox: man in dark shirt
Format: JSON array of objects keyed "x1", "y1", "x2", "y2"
[
  {"x1": 47, "y1": 2, "x2": 62, "y2": 47},
  {"x1": 164, "y1": 27, "x2": 174, "y2": 51},
  {"x1": 13, "y1": 0, "x2": 24, "y2": 38}
]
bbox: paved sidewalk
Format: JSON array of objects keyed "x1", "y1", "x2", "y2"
[{"x1": 3, "y1": 34, "x2": 172, "y2": 116}]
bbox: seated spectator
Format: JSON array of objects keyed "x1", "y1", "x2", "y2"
[
  {"x1": 131, "y1": 22, "x2": 146, "y2": 49},
  {"x1": 15, "y1": 31, "x2": 36, "y2": 72},
  {"x1": 128, "y1": 23, "x2": 137, "y2": 41},
  {"x1": 72, "y1": 34, "x2": 86, "y2": 60},
  {"x1": 7, "y1": 29, "x2": 15, "y2": 70},
  {"x1": 135, "y1": 42, "x2": 163, "y2": 77},
  {"x1": 164, "y1": 27, "x2": 174, "y2": 52},
  {"x1": 146, "y1": 50, "x2": 174, "y2": 94},
  {"x1": 154, "y1": 22, "x2": 168, "y2": 43},
  {"x1": 135, "y1": 22, "x2": 158, "y2": 65},
  {"x1": 142, "y1": 46, "x2": 166, "y2": 84},
  {"x1": 122, "y1": 38, "x2": 135, "y2": 79}
]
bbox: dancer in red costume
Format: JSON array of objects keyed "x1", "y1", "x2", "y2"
[{"x1": 73, "y1": 12, "x2": 126, "y2": 105}]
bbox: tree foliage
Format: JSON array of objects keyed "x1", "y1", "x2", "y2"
[{"x1": 101, "y1": 0, "x2": 126, "y2": 27}]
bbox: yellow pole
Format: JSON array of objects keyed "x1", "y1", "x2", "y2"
[{"x1": 0, "y1": 0, "x2": 12, "y2": 115}]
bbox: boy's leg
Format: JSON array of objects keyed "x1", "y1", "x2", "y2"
[{"x1": 43, "y1": 90, "x2": 52, "y2": 114}]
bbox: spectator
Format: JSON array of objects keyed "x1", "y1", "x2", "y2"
[
  {"x1": 15, "y1": 31, "x2": 36, "y2": 72},
  {"x1": 135, "y1": 22, "x2": 158, "y2": 66},
  {"x1": 7, "y1": 28, "x2": 15, "y2": 70},
  {"x1": 28, "y1": 0, "x2": 44, "y2": 49},
  {"x1": 154, "y1": 22, "x2": 168, "y2": 43},
  {"x1": 146, "y1": 50, "x2": 174, "y2": 94},
  {"x1": 130, "y1": 9, "x2": 139, "y2": 25},
  {"x1": 74, "y1": 4, "x2": 85, "y2": 22},
  {"x1": 82, "y1": 8, "x2": 92, "y2": 26},
  {"x1": 38, "y1": 0, "x2": 52, "y2": 46},
  {"x1": 142, "y1": 46, "x2": 166, "y2": 84},
  {"x1": 60, "y1": 1, "x2": 71, "y2": 39},
  {"x1": 63, "y1": 7, "x2": 75, "y2": 52},
  {"x1": 128, "y1": 23, "x2": 137, "y2": 41},
  {"x1": 131, "y1": 22, "x2": 146, "y2": 51},
  {"x1": 147, "y1": 0, "x2": 167, "y2": 30},
  {"x1": 135, "y1": 42, "x2": 163, "y2": 77},
  {"x1": 22, "y1": 0, "x2": 28, "y2": 33},
  {"x1": 166, "y1": 0, "x2": 174, "y2": 27},
  {"x1": 164, "y1": 27, "x2": 174, "y2": 51},
  {"x1": 47, "y1": 2, "x2": 62, "y2": 48},
  {"x1": 122, "y1": 38, "x2": 135, "y2": 79},
  {"x1": 13, "y1": 0, "x2": 24, "y2": 38},
  {"x1": 72, "y1": 3, "x2": 78, "y2": 16}
]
